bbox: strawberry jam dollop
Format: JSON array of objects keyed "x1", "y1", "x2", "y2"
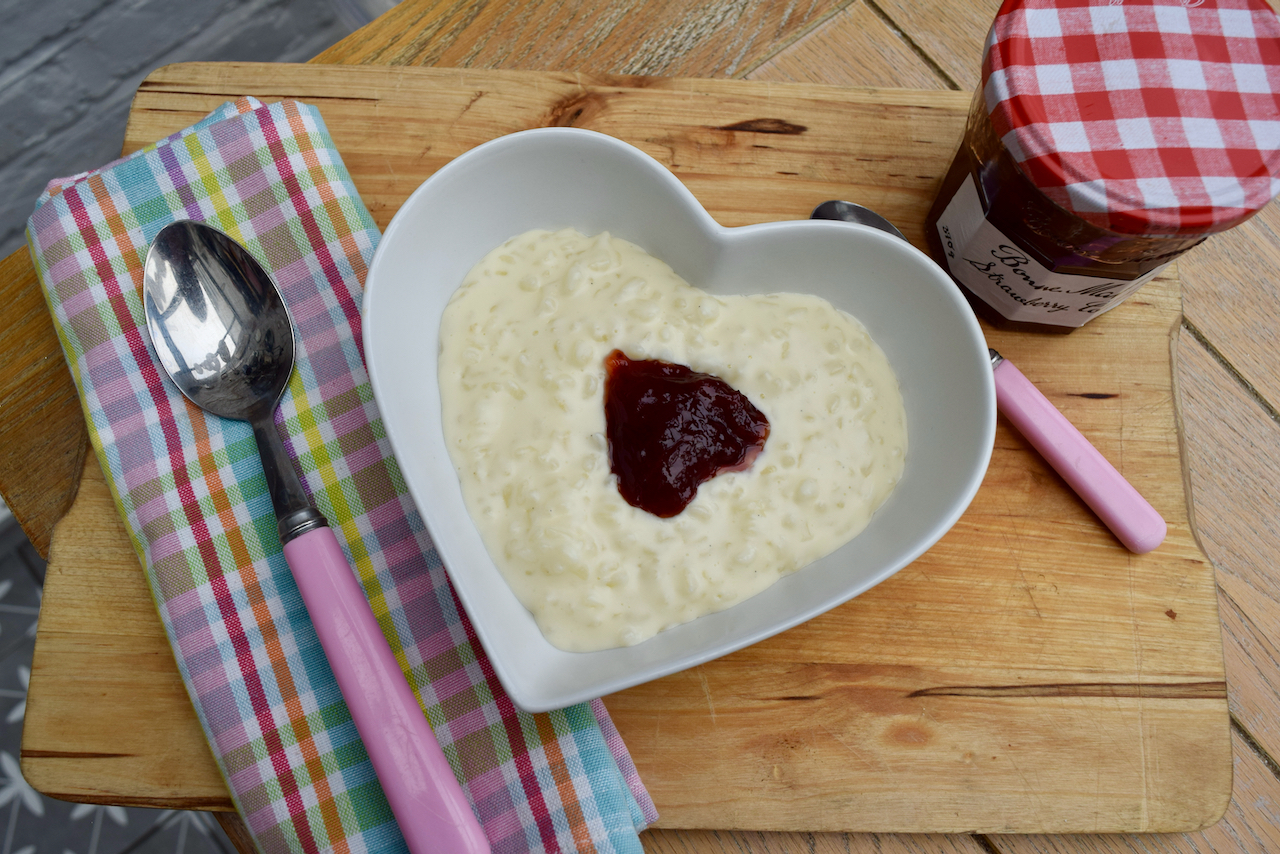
[{"x1": 603, "y1": 349, "x2": 770, "y2": 518}]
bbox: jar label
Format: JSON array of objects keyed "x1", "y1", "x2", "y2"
[{"x1": 934, "y1": 176, "x2": 1166, "y2": 328}]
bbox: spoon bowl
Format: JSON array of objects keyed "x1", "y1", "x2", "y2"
[
  {"x1": 145, "y1": 221, "x2": 294, "y2": 422},
  {"x1": 810, "y1": 199, "x2": 908, "y2": 241}
]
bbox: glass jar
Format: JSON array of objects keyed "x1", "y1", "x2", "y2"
[{"x1": 925, "y1": 0, "x2": 1280, "y2": 332}]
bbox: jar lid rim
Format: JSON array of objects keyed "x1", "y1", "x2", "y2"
[{"x1": 984, "y1": 0, "x2": 1280, "y2": 232}]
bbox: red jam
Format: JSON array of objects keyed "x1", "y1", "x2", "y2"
[{"x1": 603, "y1": 349, "x2": 770, "y2": 518}]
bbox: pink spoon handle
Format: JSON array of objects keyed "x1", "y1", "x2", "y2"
[
  {"x1": 992, "y1": 355, "x2": 1166, "y2": 554},
  {"x1": 283, "y1": 526, "x2": 491, "y2": 853}
]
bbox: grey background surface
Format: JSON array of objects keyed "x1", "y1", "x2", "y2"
[{"x1": 1, "y1": 0, "x2": 362, "y2": 259}]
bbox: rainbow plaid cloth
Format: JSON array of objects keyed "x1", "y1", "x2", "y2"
[{"x1": 26, "y1": 97, "x2": 656, "y2": 854}]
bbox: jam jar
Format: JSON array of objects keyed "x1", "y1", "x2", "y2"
[{"x1": 925, "y1": 0, "x2": 1280, "y2": 332}]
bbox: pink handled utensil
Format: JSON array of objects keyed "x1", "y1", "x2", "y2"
[
  {"x1": 809, "y1": 201, "x2": 1166, "y2": 554},
  {"x1": 990, "y1": 349, "x2": 1166, "y2": 553},
  {"x1": 143, "y1": 220, "x2": 491, "y2": 854}
]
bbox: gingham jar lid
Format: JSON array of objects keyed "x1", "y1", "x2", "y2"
[{"x1": 982, "y1": 0, "x2": 1280, "y2": 235}]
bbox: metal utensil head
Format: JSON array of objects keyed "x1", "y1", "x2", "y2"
[
  {"x1": 143, "y1": 220, "x2": 295, "y2": 422},
  {"x1": 810, "y1": 200, "x2": 908, "y2": 242}
]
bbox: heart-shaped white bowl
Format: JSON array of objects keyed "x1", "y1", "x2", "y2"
[{"x1": 364, "y1": 127, "x2": 994, "y2": 712}]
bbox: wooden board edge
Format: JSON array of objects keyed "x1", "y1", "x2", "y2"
[{"x1": 0, "y1": 247, "x2": 88, "y2": 557}]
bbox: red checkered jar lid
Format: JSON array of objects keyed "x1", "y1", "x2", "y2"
[{"x1": 983, "y1": 0, "x2": 1280, "y2": 235}]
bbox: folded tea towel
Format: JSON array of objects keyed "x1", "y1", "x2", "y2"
[{"x1": 27, "y1": 96, "x2": 656, "y2": 854}]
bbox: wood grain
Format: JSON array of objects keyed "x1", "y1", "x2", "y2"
[
  {"x1": 1178, "y1": 205, "x2": 1280, "y2": 411},
  {"x1": 313, "y1": 0, "x2": 850, "y2": 77},
  {"x1": 747, "y1": 3, "x2": 946, "y2": 90},
  {"x1": 21, "y1": 63, "x2": 1229, "y2": 838},
  {"x1": 872, "y1": 0, "x2": 1001, "y2": 90},
  {"x1": 640, "y1": 830, "x2": 991, "y2": 853},
  {"x1": 122, "y1": 64, "x2": 965, "y2": 236},
  {"x1": 994, "y1": 727, "x2": 1280, "y2": 853},
  {"x1": 1176, "y1": 332, "x2": 1280, "y2": 765},
  {"x1": 0, "y1": 249, "x2": 87, "y2": 557}
]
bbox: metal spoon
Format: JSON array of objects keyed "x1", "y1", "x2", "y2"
[
  {"x1": 143, "y1": 220, "x2": 490, "y2": 854},
  {"x1": 810, "y1": 199, "x2": 907, "y2": 241},
  {"x1": 810, "y1": 201, "x2": 1165, "y2": 553}
]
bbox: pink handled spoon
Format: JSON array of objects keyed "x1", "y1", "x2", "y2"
[
  {"x1": 143, "y1": 220, "x2": 491, "y2": 854},
  {"x1": 811, "y1": 201, "x2": 1166, "y2": 553}
]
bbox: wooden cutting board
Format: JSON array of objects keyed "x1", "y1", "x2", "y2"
[{"x1": 22, "y1": 62, "x2": 1230, "y2": 834}]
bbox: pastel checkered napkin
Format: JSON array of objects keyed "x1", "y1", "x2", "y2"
[
  {"x1": 27, "y1": 97, "x2": 656, "y2": 854},
  {"x1": 982, "y1": 0, "x2": 1280, "y2": 234}
]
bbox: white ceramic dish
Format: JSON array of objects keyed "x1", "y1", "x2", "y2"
[{"x1": 363, "y1": 128, "x2": 995, "y2": 712}]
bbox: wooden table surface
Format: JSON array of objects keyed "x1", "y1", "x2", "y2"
[{"x1": 2, "y1": 1, "x2": 1278, "y2": 853}]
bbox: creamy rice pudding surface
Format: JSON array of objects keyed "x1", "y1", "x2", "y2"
[{"x1": 437, "y1": 228, "x2": 907, "y2": 652}]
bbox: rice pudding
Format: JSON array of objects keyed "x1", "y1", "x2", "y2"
[{"x1": 438, "y1": 228, "x2": 907, "y2": 651}]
